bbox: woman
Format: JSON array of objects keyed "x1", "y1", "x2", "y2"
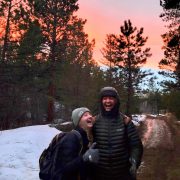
[{"x1": 53, "y1": 107, "x2": 99, "y2": 180}]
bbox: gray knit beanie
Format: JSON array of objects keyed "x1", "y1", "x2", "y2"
[{"x1": 71, "y1": 107, "x2": 90, "y2": 127}]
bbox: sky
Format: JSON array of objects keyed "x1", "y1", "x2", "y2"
[
  {"x1": 0, "y1": 116, "x2": 145, "y2": 179},
  {"x1": 76, "y1": 0, "x2": 167, "y2": 70}
]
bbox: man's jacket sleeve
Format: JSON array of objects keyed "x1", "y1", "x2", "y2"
[{"x1": 127, "y1": 121, "x2": 143, "y2": 168}]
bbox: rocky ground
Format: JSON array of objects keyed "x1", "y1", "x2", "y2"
[{"x1": 137, "y1": 114, "x2": 180, "y2": 180}]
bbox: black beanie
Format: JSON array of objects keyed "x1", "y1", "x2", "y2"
[
  {"x1": 99, "y1": 87, "x2": 120, "y2": 118},
  {"x1": 100, "y1": 87, "x2": 119, "y2": 99}
]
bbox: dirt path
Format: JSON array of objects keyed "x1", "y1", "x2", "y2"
[
  {"x1": 142, "y1": 117, "x2": 173, "y2": 149},
  {"x1": 137, "y1": 115, "x2": 177, "y2": 180}
]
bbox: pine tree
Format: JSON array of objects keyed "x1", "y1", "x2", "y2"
[
  {"x1": 159, "y1": 2, "x2": 180, "y2": 90},
  {"x1": 160, "y1": 0, "x2": 180, "y2": 9},
  {"x1": 0, "y1": 0, "x2": 26, "y2": 61},
  {"x1": 54, "y1": 16, "x2": 97, "y2": 118},
  {"x1": 101, "y1": 20, "x2": 152, "y2": 115},
  {"x1": 28, "y1": 0, "x2": 79, "y2": 121},
  {"x1": 0, "y1": 0, "x2": 26, "y2": 129}
]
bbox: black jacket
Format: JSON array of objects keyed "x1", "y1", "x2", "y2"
[
  {"x1": 92, "y1": 114, "x2": 143, "y2": 180},
  {"x1": 53, "y1": 127, "x2": 89, "y2": 180}
]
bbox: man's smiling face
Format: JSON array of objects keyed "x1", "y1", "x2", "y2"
[{"x1": 102, "y1": 96, "x2": 117, "y2": 112}]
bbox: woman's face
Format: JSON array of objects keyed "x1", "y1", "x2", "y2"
[{"x1": 79, "y1": 112, "x2": 94, "y2": 131}]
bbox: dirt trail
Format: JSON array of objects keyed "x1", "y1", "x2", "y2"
[
  {"x1": 138, "y1": 115, "x2": 178, "y2": 180},
  {"x1": 142, "y1": 117, "x2": 173, "y2": 149}
]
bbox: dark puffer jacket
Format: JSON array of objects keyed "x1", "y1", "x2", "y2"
[
  {"x1": 53, "y1": 127, "x2": 90, "y2": 180},
  {"x1": 92, "y1": 114, "x2": 143, "y2": 180}
]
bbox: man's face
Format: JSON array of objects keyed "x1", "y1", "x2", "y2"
[
  {"x1": 79, "y1": 112, "x2": 94, "y2": 131},
  {"x1": 102, "y1": 96, "x2": 117, "y2": 111}
]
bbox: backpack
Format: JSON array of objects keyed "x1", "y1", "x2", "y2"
[
  {"x1": 39, "y1": 130, "x2": 82, "y2": 180},
  {"x1": 119, "y1": 112, "x2": 131, "y2": 125}
]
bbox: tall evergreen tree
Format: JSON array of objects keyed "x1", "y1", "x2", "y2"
[
  {"x1": 55, "y1": 16, "x2": 97, "y2": 118},
  {"x1": 16, "y1": 20, "x2": 47, "y2": 85},
  {"x1": 0, "y1": 0, "x2": 25, "y2": 61},
  {"x1": 101, "y1": 20, "x2": 152, "y2": 115},
  {"x1": 28, "y1": 0, "x2": 79, "y2": 121},
  {"x1": 159, "y1": 2, "x2": 180, "y2": 90},
  {"x1": 160, "y1": 0, "x2": 180, "y2": 9},
  {"x1": 0, "y1": 0, "x2": 27, "y2": 129},
  {"x1": 0, "y1": 0, "x2": 13, "y2": 62}
]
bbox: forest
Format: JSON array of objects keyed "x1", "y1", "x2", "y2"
[{"x1": 0, "y1": 0, "x2": 179, "y2": 130}]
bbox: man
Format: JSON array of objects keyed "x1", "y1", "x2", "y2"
[
  {"x1": 92, "y1": 87, "x2": 143, "y2": 180},
  {"x1": 52, "y1": 107, "x2": 99, "y2": 180}
]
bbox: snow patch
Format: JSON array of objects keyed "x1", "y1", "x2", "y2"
[
  {"x1": 0, "y1": 125, "x2": 60, "y2": 180},
  {"x1": 132, "y1": 114, "x2": 146, "y2": 126}
]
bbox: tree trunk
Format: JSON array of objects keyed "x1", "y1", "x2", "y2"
[
  {"x1": 1, "y1": 0, "x2": 12, "y2": 61},
  {"x1": 47, "y1": 81, "x2": 55, "y2": 122},
  {"x1": 126, "y1": 51, "x2": 133, "y2": 116},
  {"x1": 47, "y1": 8, "x2": 57, "y2": 122},
  {"x1": 126, "y1": 77, "x2": 133, "y2": 116}
]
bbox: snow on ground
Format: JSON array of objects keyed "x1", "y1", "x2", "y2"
[
  {"x1": 0, "y1": 125, "x2": 60, "y2": 180},
  {"x1": 132, "y1": 114, "x2": 146, "y2": 126}
]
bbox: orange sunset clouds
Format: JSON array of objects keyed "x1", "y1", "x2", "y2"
[{"x1": 76, "y1": 0, "x2": 167, "y2": 69}]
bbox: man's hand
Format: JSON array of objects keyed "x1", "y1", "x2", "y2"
[
  {"x1": 129, "y1": 158, "x2": 137, "y2": 180},
  {"x1": 83, "y1": 142, "x2": 99, "y2": 164}
]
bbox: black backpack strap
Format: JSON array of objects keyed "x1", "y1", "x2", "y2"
[
  {"x1": 50, "y1": 132, "x2": 66, "y2": 151},
  {"x1": 71, "y1": 130, "x2": 83, "y2": 155},
  {"x1": 119, "y1": 112, "x2": 131, "y2": 125}
]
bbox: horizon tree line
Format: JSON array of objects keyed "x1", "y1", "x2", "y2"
[{"x1": 0, "y1": 0, "x2": 179, "y2": 129}]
